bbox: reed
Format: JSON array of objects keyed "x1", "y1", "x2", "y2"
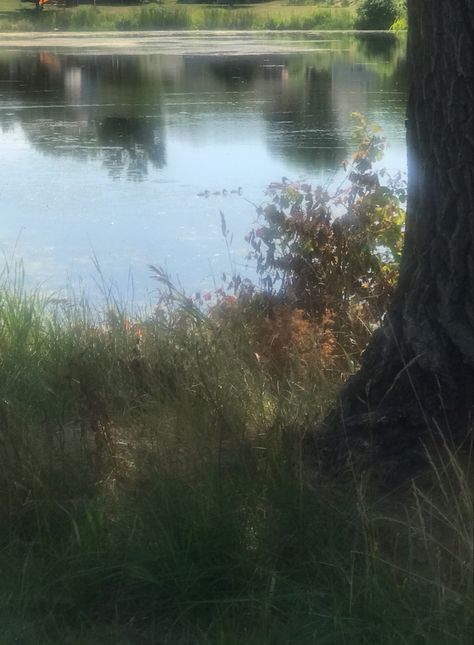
[
  {"x1": 0, "y1": 2, "x2": 356, "y2": 32},
  {"x1": 0, "y1": 265, "x2": 471, "y2": 643}
]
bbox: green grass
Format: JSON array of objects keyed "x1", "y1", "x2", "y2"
[
  {"x1": 0, "y1": 265, "x2": 472, "y2": 643},
  {"x1": 0, "y1": 0, "x2": 357, "y2": 31}
]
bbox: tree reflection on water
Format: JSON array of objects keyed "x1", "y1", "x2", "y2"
[{"x1": 0, "y1": 35, "x2": 406, "y2": 181}]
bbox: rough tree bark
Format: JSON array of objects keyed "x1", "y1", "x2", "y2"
[{"x1": 316, "y1": 0, "x2": 473, "y2": 481}]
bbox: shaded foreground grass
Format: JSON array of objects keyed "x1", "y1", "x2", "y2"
[
  {"x1": 0, "y1": 268, "x2": 472, "y2": 644},
  {"x1": 0, "y1": 0, "x2": 356, "y2": 31}
]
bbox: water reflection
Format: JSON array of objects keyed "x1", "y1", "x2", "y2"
[
  {"x1": 207, "y1": 56, "x2": 259, "y2": 87},
  {"x1": 0, "y1": 34, "x2": 407, "y2": 299},
  {"x1": 355, "y1": 32, "x2": 399, "y2": 61},
  {"x1": 97, "y1": 117, "x2": 166, "y2": 180},
  {"x1": 0, "y1": 52, "x2": 167, "y2": 180},
  {"x1": 0, "y1": 37, "x2": 406, "y2": 178},
  {"x1": 263, "y1": 65, "x2": 342, "y2": 168}
]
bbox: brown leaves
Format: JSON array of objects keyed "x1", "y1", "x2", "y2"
[{"x1": 242, "y1": 116, "x2": 406, "y2": 358}]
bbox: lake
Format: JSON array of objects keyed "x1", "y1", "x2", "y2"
[{"x1": 0, "y1": 31, "x2": 407, "y2": 305}]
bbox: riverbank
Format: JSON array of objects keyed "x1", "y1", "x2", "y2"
[{"x1": 0, "y1": 0, "x2": 358, "y2": 32}]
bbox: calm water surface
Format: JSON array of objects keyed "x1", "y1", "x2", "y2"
[{"x1": 0, "y1": 32, "x2": 407, "y2": 303}]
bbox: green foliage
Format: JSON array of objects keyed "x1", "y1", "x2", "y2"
[
  {"x1": 355, "y1": 0, "x2": 398, "y2": 30},
  {"x1": 390, "y1": 14, "x2": 407, "y2": 30},
  {"x1": 118, "y1": 4, "x2": 192, "y2": 30},
  {"x1": 0, "y1": 2, "x2": 355, "y2": 31},
  {"x1": 50, "y1": 6, "x2": 106, "y2": 29},
  {"x1": 287, "y1": 0, "x2": 351, "y2": 6}
]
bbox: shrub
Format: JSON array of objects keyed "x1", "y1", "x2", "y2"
[
  {"x1": 355, "y1": 0, "x2": 398, "y2": 30},
  {"x1": 390, "y1": 15, "x2": 407, "y2": 31},
  {"x1": 231, "y1": 114, "x2": 406, "y2": 360}
]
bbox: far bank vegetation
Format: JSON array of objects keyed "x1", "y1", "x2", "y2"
[{"x1": 0, "y1": 0, "x2": 407, "y2": 32}]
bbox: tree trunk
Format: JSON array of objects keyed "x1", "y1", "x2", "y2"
[{"x1": 316, "y1": 0, "x2": 473, "y2": 482}]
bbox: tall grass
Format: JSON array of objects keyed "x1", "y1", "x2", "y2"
[
  {"x1": 0, "y1": 4, "x2": 355, "y2": 32},
  {"x1": 0, "y1": 267, "x2": 472, "y2": 643},
  {"x1": 194, "y1": 6, "x2": 354, "y2": 30}
]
